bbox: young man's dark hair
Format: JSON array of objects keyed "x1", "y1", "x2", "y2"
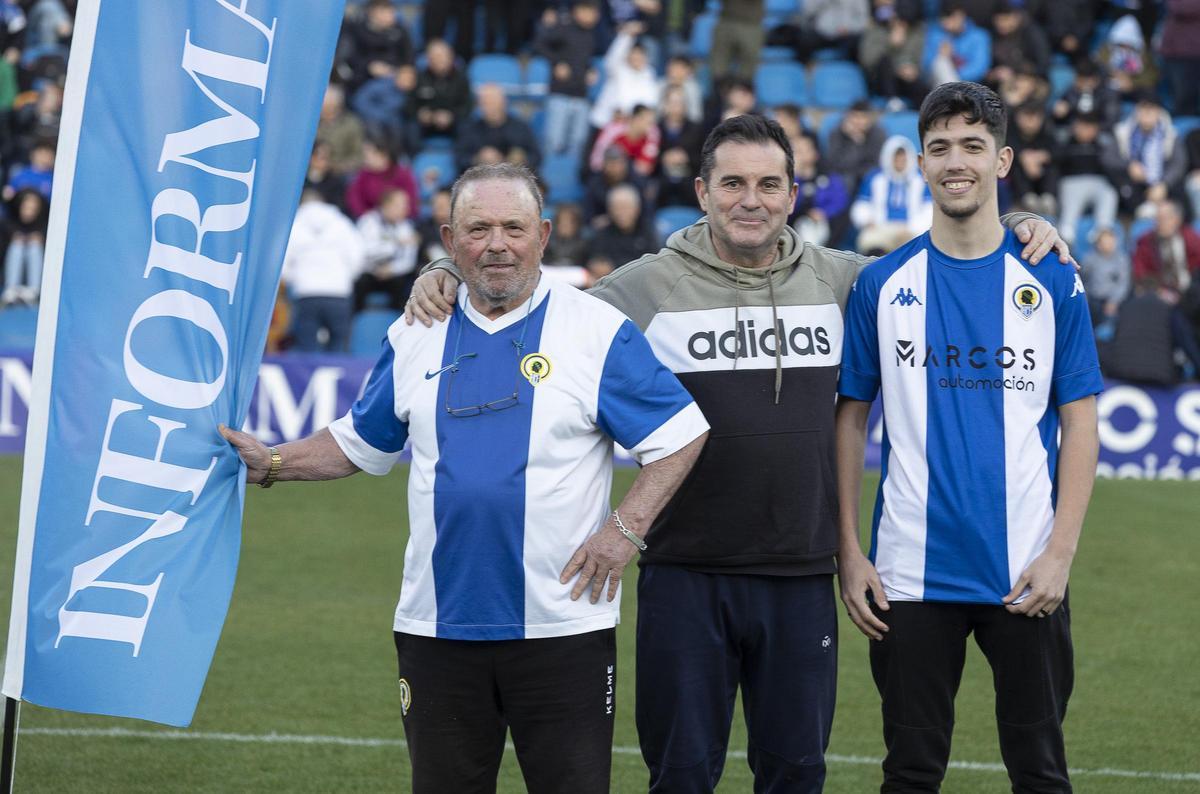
[
  {"x1": 698, "y1": 113, "x2": 795, "y2": 184},
  {"x1": 918, "y1": 81, "x2": 1008, "y2": 150}
]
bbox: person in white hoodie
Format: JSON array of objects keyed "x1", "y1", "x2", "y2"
[
  {"x1": 588, "y1": 22, "x2": 660, "y2": 131},
  {"x1": 282, "y1": 189, "x2": 366, "y2": 353},
  {"x1": 850, "y1": 133, "x2": 932, "y2": 255},
  {"x1": 354, "y1": 188, "x2": 420, "y2": 312}
]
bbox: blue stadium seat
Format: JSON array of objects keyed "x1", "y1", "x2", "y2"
[
  {"x1": 1072, "y1": 216, "x2": 1125, "y2": 260},
  {"x1": 760, "y1": 46, "x2": 795, "y2": 63},
  {"x1": 350, "y1": 310, "x2": 402, "y2": 357},
  {"x1": 689, "y1": 12, "x2": 718, "y2": 59},
  {"x1": 1049, "y1": 63, "x2": 1075, "y2": 102},
  {"x1": 809, "y1": 61, "x2": 867, "y2": 109},
  {"x1": 655, "y1": 206, "x2": 704, "y2": 242},
  {"x1": 881, "y1": 110, "x2": 921, "y2": 149},
  {"x1": 421, "y1": 135, "x2": 454, "y2": 152},
  {"x1": 1128, "y1": 217, "x2": 1155, "y2": 252},
  {"x1": 588, "y1": 55, "x2": 605, "y2": 102},
  {"x1": 412, "y1": 149, "x2": 456, "y2": 202},
  {"x1": 467, "y1": 54, "x2": 522, "y2": 93},
  {"x1": 524, "y1": 56, "x2": 552, "y2": 99},
  {"x1": 1174, "y1": 116, "x2": 1200, "y2": 139},
  {"x1": 542, "y1": 152, "x2": 584, "y2": 204},
  {"x1": 529, "y1": 108, "x2": 546, "y2": 139},
  {"x1": 765, "y1": 0, "x2": 799, "y2": 16},
  {"x1": 754, "y1": 62, "x2": 807, "y2": 107},
  {"x1": 0, "y1": 307, "x2": 38, "y2": 350}
]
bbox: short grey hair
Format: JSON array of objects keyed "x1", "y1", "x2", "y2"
[{"x1": 448, "y1": 163, "x2": 544, "y2": 224}]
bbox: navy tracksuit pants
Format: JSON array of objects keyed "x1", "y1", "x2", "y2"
[{"x1": 636, "y1": 566, "x2": 838, "y2": 793}]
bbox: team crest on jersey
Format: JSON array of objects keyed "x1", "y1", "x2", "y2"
[
  {"x1": 520, "y1": 352, "x2": 552, "y2": 385},
  {"x1": 1012, "y1": 283, "x2": 1043, "y2": 320},
  {"x1": 398, "y1": 678, "x2": 412, "y2": 716}
]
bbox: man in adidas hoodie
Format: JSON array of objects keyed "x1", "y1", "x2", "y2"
[{"x1": 406, "y1": 114, "x2": 1071, "y2": 792}]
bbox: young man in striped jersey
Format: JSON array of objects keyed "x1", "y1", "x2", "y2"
[{"x1": 836, "y1": 81, "x2": 1101, "y2": 793}]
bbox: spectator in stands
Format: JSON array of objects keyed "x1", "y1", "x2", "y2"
[
  {"x1": 1052, "y1": 59, "x2": 1121, "y2": 128},
  {"x1": 590, "y1": 104, "x2": 661, "y2": 177},
  {"x1": 26, "y1": 0, "x2": 69, "y2": 46},
  {"x1": 1043, "y1": 0, "x2": 1094, "y2": 60},
  {"x1": 281, "y1": 189, "x2": 365, "y2": 354},
  {"x1": 1109, "y1": 94, "x2": 1188, "y2": 219},
  {"x1": 585, "y1": 183, "x2": 659, "y2": 278},
  {"x1": 1080, "y1": 226, "x2": 1130, "y2": 332},
  {"x1": 423, "y1": 0, "x2": 478, "y2": 61},
  {"x1": 590, "y1": 22, "x2": 660, "y2": 131},
  {"x1": 11, "y1": 82, "x2": 61, "y2": 160},
  {"x1": 1132, "y1": 200, "x2": 1200, "y2": 377},
  {"x1": 0, "y1": 2, "x2": 25, "y2": 65},
  {"x1": 340, "y1": 0, "x2": 415, "y2": 93},
  {"x1": 659, "y1": 55, "x2": 703, "y2": 125},
  {"x1": 1008, "y1": 101, "x2": 1059, "y2": 218},
  {"x1": 859, "y1": 0, "x2": 927, "y2": 109},
  {"x1": 536, "y1": 0, "x2": 602, "y2": 159},
  {"x1": 411, "y1": 38, "x2": 472, "y2": 140},
  {"x1": 1, "y1": 188, "x2": 47, "y2": 306},
  {"x1": 1186, "y1": 128, "x2": 1200, "y2": 222},
  {"x1": 1160, "y1": 1, "x2": 1200, "y2": 118},
  {"x1": 417, "y1": 188, "x2": 452, "y2": 265},
  {"x1": 1058, "y1": 112, "x2": 1119, "y2": 246},
  {"x1": 771, "y1": 104, "x2": 804, "y2": 141},
  {"x1": 544, "y1": 202, "x2": 589, "y2": 269},
  {"x1": 714, "y1": 78, "x2": 759, "y2": 123},
  {"x1": 3, "y1": 139, "x2": 53, "y2": 201},
  {"x1": 923, "y1": 1, "x2": 991, "y2": 86},
  {"x1": 789, "y1": 130, "x2": 850, "y2": 247},
  {"x1": 776, "y1": 0, "x2": 869, "y2": 64},
  {"x1": 826, "y1": 99, "x2": 886, "y2": 194},
  {"x1": 988, "y1": 1, "x2": 1050, "y2": 83},
  {"x1": 655, "y1": 86, "x2": 704, "y2": 207},
  {"x1": 710, "y1": 0, "x2": 764, "y2": 83},
  {"x1": 995, "y1": 62, "x2": 1048, "y2": 111},
  {"x1": 481, "y1": 0, "x2": 536, "y2": 55},
  {"x1": 850, "y1": 134, "x2": 930, "y2": 255},
  {"x1": 583, "y1": 145, "x2": 650, "y2": 225},
  {"x1": 354, "y1": 188, "x2": 420, "y2": 313},
  {"x1": 454, "y1": 83, "x2": 542, "y2": 172},
  {"x1": 316, "y1": 84, "x2": 366, "y2": 178},
  {"x1": 606, "y1": 0, "x2": 668, "y2": 69},
  {"x1": 346, "y1": 136, "x2": 420, "y2": 219},
  {"x1": 304, "y1": 141, "x2": 348, "y2": 213},
  {"x1": 1099, "y1": 15, "x2": 1158, "y2": 102}
]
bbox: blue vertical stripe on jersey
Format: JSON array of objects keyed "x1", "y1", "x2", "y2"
[
  {"x1": 431, "y1": 298, "x2": 549, "y2": 640},
  {"x1": 351, "y1": 337, "x2": 409, "y2": 453},
  {"x1": 922, "y1": 250, "x2": 1010, "y2": 602}
]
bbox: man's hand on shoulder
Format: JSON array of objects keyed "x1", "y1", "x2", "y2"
[
  {"x1": 404, "y1": 269, "x2": 459, "y2": 327},
  {"x1": 1012, "y1": 216, "x2": 1076, "y2": 268}
]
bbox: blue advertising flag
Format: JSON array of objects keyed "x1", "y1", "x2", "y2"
[{"x1": 2, "y1": 0, "x2": 346, "y2": 726}]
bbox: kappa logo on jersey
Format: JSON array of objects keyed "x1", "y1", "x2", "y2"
[
  {"x1": 1071, "y1": 273, "x2": 1086, "y2": 298},
  {"x1": 890, "y1": 287, "x2": 923, "y2": 307},
  {"x1": 1012, "y1": 283, "x2": 1043, "y2": 319},
  {"x1": 688, "y1": 319, "x2": 832, "y2": 361},
  {"x1": 520, "y1": 352, "x2": 551, "y2": 385},
  {"x1": 398, "y1": 678, "x2": 412, "y2": 716}
]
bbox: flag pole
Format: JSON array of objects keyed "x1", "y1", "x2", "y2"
[{"x1": 0, "y1": 696, "x2": 18, "y2": 793}]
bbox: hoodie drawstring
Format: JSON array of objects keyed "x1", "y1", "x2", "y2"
[{"x1": 767, "y1": 272, "x2": 782, "y2": 405}]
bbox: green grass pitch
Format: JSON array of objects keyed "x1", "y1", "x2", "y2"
[{"x1": 1, "y1": 456, "x2": 1197, "y2": 792}]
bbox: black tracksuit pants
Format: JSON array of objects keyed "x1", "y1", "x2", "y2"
[{"x1": 869, "y1": 599, "x2": 1074, "y2": 793}]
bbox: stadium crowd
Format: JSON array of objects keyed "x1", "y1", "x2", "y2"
[{"x1": 0, "y1": 0, "x2": 1199, "y2": 381}]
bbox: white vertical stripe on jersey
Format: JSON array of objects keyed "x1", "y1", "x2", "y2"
[
  {"x1": 1001, "y1": 254, "x2": 1058, "y2": 595},
  {"x1": 876, "y1": 249, "x2": 930, "y2": 602},
  {"x1": 520, "y1": 297, "x2": 623, "y2": 639}
]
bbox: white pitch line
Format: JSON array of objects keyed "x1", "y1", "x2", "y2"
[{"x1": 22, "y1": 727, "x2": 1200, "y2": 784}]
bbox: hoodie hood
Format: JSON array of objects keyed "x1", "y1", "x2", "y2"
[
  {"x1": 879, "y1": 134, "x2": 918, "y2": 178},
  {"x1": 1108, "y1": 15, "x2": 1144, "y2": 50},
  {"x1": 664, "y1": 217, "x2": 806, "y2": 287}
]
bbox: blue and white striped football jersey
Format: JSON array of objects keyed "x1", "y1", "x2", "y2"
[
  {"x1": 839, "y1": 230, "x2": 1103, "y2": 604},
  {"x1": 328, "y1": 277, "x2": 708, "y2": 639}
]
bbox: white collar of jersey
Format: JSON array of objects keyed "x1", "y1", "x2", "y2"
[{"x1": 457, "y1": 270, "x2": 551, "y2": 334}]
